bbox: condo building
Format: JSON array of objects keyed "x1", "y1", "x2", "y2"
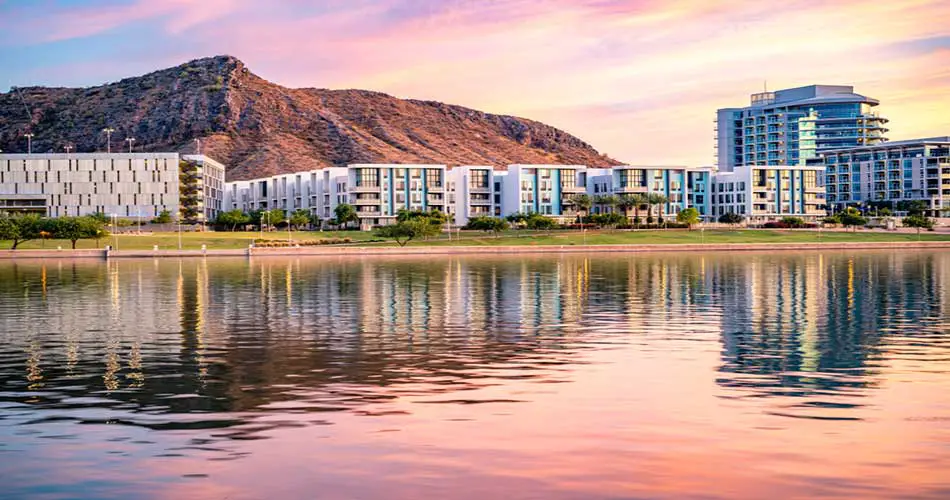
[
  {"x1": 586, "y1": 166, "x2": 714, "y2": 219},
  {"x1": 348, "y1": 164, "x2": 447, "y2": 229},
  {"x1": 710, "y1": 165, "x2": 825, "y2": 221},
  {"x1": 497, "y1": 165, "x2": 587, "y2": 221},
  {"x1": 0, "y1": 152, "x2": 224, "y2": 222},
  {"x1": 811, "y1": 136, "x2": 950, "y2": 214},
  {"x1": 448, "y1": 165, "x2": 494, "y2": 226},
  {"x1": 716, "y1": 85, "x2": 889, "y2": 171}
]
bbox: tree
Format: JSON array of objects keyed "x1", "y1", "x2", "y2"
[
  {"x1": 0, "y1": 213, "x2": 41, "y2": 250},
  {"x1": 333, "y1": 204, "x2": 359, "y2": 229},
  {"x1": 647, "y1": 193, "x2": 669, "y2": 226},
  {"x1": 88, "y1": 212, "x2": 110, "y2": 224},
  {"x1": 589, "y1": 213, "x2": 625, "y2": 228},
  {"x1": 718, "y1": 212, "x2": 744, "y2": 226},
  {"x1": 525, "y1": 214, "x2": 557, "y2": 231},
  {"x1": 902, "y1": 214, "x2": 934, "y2": 236},
  {"x1": 897, "y1": 200, "x2": 928, "y2": 216},
  {"x1": 600, "y1": 195, "x2": 619, "y2": 214},
  {"x1": 465, "y1": 216, "x2": 509, "y2": 237},
  {"x1": 289, "y1": 209, "x2": 311, "y2": 231},
  {"x1": 569, "y1": 194, "x2": 592, "y2": 223},
  {"x1": 49, "y1": 216, "x2": 107, "y2": 249},
  {"x1": 505, "y1": 212, "x2": 530, "y2": 226},
  {"x1": 677, "y1": 208, "x2": 700, "y2": 230},
  {"x1": 629, "y1": 194, "x2": 649, "y2": 229},
  {"x1": 215, "y1": 210, "x2": 251, "y2": 231},
  {"x1": 616, "y1": 195, "x2": 636, "y2": 223},
  {"x1": 780, "y1": 216, "x2": 806, "y2": 228},
  {"x1": 838, "y1": 207, "x2": 867, "y2": 232},
  {"x1": 152, "y1": 210, "x2": 173, "y2": 224},
  {"x1": 398, "y1": 209, "x2": 447, "y2": 227},
  {"x1": 375, "y1": 218, "x2": 441, "y2": 247}
]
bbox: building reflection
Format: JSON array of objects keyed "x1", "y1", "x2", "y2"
[{"x1": 0, "y1": 252, "x2": 947, "y2": 434}]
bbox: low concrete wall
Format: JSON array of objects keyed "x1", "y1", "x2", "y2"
[{"x1": 2, "y1": 241, "x2": 949, "y2": 260}]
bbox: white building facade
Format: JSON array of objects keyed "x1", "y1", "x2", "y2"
[
  {"x1": 0, "y1": 152, "x2": 224, "y2": 222},
  {"x1": 710, "y1": 165, "x2": 825, "y2": 221},
  {"x1": 448, "y1": 166, "x2": 494, "y2": 226}
]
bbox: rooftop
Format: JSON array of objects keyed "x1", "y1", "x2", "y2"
[{"x1": 821, "y1": 136, "x2": 950, "y2": 153}]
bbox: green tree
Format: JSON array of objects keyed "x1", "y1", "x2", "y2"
[
  {"x1": 647, "y1": 193, "x2": 669, "y2": 226},
  {"x1": 838, "y1": 207, "x2": 867, "y2": 232},
  {"x1": 677, "y1": 208, "x2": 700, "y2": 230},
  {"x1": 718, "y1": 212, "x2": 744, "y2": 225},
  {"x1": 88, "y1": 212, "x2": 110, "y2": 224},
  {"x1": 600, "y1": 195, "x2": 619, "y2": 214},
  {"x1": 0, "y1": 213, "x2": 41, "y2": 250},
  {"x1": 289, "y1": 209, "x2": 311, "y2": 231},
  {"x1": 465, "y1": 216, "x2": 509, "y2": 237},
  {"x1": 215, "y1": 210, "x2": 252, "y2": 231},
  {"x1": 569, "y1": 194, "x2": 592, "y2": 223},
  {"x1": 375, "y1": 218, "x2": 441, "y2": 247},
  {"x1": 897, "y1": 200, "x2": 928, "y2": 216},
  {"x1": 50, "y1": 216, "x2": 107, "y2": 249},
  {"x1": 780, "y1": 216, "x2": 806, "y2": 228},
  {"x1": 505, "y1": 212, "x2": 530, "y2": 226},
  {"x1": 397, "y1": 209, "x2": 447, "y2": 227},
  {"x1": 333, "y1": 204, "x2": 359, "y2": 229},
  {"x1": 616, "y1": 195, "x2": 635, "y2": 222},
  {"x1": 902, "y1": 214, "x2": 934, "y2": 236},
  {"x1": 152, "y1": 210, "x2": 173, "y2": 224},
  {"x1": 629, "y1": 194, "x2": 649, "y2": 228},
  {"x1": 589, "y1": 213, "x2": 625, "y2": 228},
  {"x1": 525, "y1": 214, "x2": 557, "y2": 231}
]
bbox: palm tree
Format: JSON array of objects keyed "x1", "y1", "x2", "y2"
[
  {"x1": 617, "y1": 195, "x2": 635, "y2": 223},
  {"x1": 570, "y1": 194, "x2": 592, "y2": 224},
  {"x1": 629, "y1": 193, "x2": 648, "y2": 230},
  {"x1": 647, "y1": 193, "x2": 669, "y2": 227},
  {"x1": 601, "y1": 195, "x2": 619, "y2": 215}
]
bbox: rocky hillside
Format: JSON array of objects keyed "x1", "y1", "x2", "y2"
[{"x1": 0, "y1": 56, "x2": 617, "y2": 180}]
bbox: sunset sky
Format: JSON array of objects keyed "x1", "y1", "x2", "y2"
[{"x1": 1, "y1": 0, "x2": 948, "y2": 165}]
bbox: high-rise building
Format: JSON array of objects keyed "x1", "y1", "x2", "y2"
[{"x1": 716, "y1": 85, "x2": 889, "y2": 171}]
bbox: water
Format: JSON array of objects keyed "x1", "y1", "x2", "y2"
[{"x1": 1, "y1": 252, "x2": 948, "y2": 499}]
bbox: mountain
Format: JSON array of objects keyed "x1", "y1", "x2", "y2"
[{"x1": 0, "y1": 56, "x2": 618, "y2": 180}]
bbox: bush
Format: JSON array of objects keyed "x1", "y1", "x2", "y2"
[
  {"x1": 718, "y1": 212, "x2": 744, "y2": 225},
  {"x1": 253, "y1": 238, "x2": 353, "y2": 247},
  {"x1": 763, "y1": 221, "x2": 818, "y2": 229}
]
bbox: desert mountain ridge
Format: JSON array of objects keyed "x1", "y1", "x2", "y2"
[{"x1": 0, "y1": 55, "x2": 619, "y2": 180}]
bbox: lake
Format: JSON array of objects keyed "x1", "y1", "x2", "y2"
[{"x1": 1, "y1": 252, "x2": 948, "y2": 499}]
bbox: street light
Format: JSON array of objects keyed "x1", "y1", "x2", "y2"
[
  {"x1": 24, "y1": 133, "x2": 34, "y2": 155},
  {"x1": 125, "y1": 137, "x2": 136, "y2": 153},
  {"x1": 287, "y1": 218, "x2": 292, "y2": 246},
  {"x1": 102, "y1": 128, "x2": 115, "y2": 153}
]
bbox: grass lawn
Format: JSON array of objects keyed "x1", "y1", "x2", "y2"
[
  {"x1": 0, "y1": 231, "x2": 379, "y2": 251},
  {"x1": 2, "y1": 229, "x2": 947, "y2": 251}
]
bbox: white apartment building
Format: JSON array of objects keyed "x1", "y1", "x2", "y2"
[
  {"x1": 586, "y1": 166, "x2": 714, "y2": 220},
  {"x1": 711, "y1": 165, "x2": 825, "y2": 221},
  {"x1": 448, "y1": 166, "x2": 494, "y2": 226},
  {"x1": 498, "y1": 165, "x2": 587, "y2": 221},
  {"x1": 0, "y1": 152, "x2": 225, "y2": 222}
]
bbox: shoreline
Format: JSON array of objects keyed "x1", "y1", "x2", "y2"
[{"x1": 1, "y1": 240, "x2": 949, "y2": 259}]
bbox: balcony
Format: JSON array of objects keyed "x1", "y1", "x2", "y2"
[
  {"x1": 560, "y1": 186, "x2": 586, "y2": 194},
  {"x1": 352, "y1": 184, "x2": 381, "y2": 193},
  {"x1": 468, "y1": 186, "x2": 491, "y2": 194},
  {"x1": 426, "y1": 185, "x2": 445, "y2": 193},
  {"x1": 356, "y1": 209, "x2": 381, "y2": 217}
]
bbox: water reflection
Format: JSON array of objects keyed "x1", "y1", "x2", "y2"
[{"x1": 0, "y1": 252, "x2": 948, "y2": 498}]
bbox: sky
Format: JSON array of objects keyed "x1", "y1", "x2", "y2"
[{"x1": 1, "y1": 0, "x2": 948, "y2": 165}]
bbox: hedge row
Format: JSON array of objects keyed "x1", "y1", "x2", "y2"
[{"x1": 253, "y1": 238, "x2": 353, "y2": 247}]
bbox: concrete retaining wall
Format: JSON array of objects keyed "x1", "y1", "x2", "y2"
[{"x1": 2, "y1": 241, "x2": 948, "y2": 260}]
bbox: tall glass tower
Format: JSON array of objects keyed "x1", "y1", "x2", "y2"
[{"x1": 716, "y1": 85, "x2": 889, "y2": 171}]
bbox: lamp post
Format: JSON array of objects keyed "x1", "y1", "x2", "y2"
[
  {"x1": 102, "y1": 128, "x2": 115, "y2": 153},
  {"x1": 287, "y1": 218, "x2": 292, "y2": 246},
  {"x1": 178, "y1": 217, "x2": 183, "y2": 250},
  {"x1": 24, "y1": 133, "x2": 34, "y2": 155},
  {"x1": 125, "y1": 137, "x2": 135, "y2": 153}
]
